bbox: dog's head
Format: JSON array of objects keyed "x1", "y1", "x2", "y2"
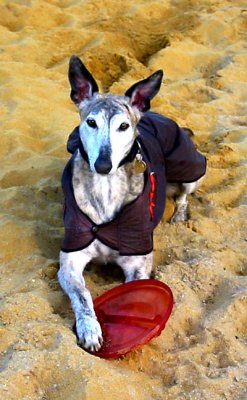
[{"x1": 68, "y1": 55, "x2": 163, "y2": 174}]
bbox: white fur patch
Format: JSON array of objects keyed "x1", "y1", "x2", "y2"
[
  {"x1": 109, "y1": 113, "x2": 137, "y2": 172},
  {"x1": 79, "y1": 111, "x2": 106, "y2": 172},
  {"x1": 79, "y1": 108, "x2": 137, "y2": 174}
]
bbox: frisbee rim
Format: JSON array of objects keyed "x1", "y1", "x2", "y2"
[{"x1": 88, "y1": 279, "x2": 174, "y2": 358}]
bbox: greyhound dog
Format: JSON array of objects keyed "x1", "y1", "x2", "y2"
[{"x1": 58, "y1": 55, "x2": 206, "y2": 352}]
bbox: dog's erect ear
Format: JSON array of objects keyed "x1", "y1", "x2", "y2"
[
  {"x1": 125, "y1": 70, "x2": 163, "y2": 112},
  {"x1": 68, "y1": 55, "x2": 99, "y2": 105}
]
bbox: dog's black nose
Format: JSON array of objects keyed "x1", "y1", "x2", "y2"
[{"x1": 94, "y1": 157, "x2": 112, "y2": 174}]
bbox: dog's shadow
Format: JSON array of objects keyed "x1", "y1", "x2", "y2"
[
  {"x1": 84, "y1": 261, "x2": 125, "y2": 295},
  {"x1": 33, "y1": 159, "x2": 65, "y2": 260}
]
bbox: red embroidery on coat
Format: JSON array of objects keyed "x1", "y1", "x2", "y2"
[{"x1": 149, "y1": 172, "x2": 156, "y2": 220}]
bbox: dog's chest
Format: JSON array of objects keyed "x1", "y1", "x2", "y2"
[{"x1": 72, "y1": 152, "x2": 144, "y2": 225}]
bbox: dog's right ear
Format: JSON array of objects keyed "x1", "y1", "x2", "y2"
[{"x1": 68, "y1": 55, "x2": 99, "y2": 105}]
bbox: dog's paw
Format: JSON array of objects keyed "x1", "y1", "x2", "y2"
[
  {"x1": 76, "y1": 316, "x2": 103, "y2": 352},
  {"x1": 170, "y1": 205, "x2": 189, "y2": 223}
]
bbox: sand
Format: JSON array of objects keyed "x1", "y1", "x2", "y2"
[{"x1": 0, "y1": 0, "x2": 246, "y2": 399}]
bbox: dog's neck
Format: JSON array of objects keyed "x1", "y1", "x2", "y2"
[{"x1": 72, "y1": 151, "x2": 144, "y2": 225}]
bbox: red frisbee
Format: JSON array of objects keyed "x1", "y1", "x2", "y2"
[{"x1": 89, "y1": 279, "x2": 174, "y2": 358}]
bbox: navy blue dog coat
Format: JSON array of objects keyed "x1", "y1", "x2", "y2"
[{"x1": 61, "y1": 112, "x2": 206, "y2": 255}]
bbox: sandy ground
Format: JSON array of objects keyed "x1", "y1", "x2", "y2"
[{"x1": 0, "y1": 0, "x2": 247, "y2": 399}]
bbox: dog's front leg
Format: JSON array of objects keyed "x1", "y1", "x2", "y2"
[
  {"x1": 58, "y1": 250, "x2": 103, "y2": 351},
  {"x1": 118, "y1": 252, "x2": 153, "y2": 282}
]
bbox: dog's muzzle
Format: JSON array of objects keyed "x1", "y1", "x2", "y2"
[{"x1": 78, "y1": 137, "x2": 139, "y2": 173}]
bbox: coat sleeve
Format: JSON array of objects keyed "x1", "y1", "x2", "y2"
[
  {"x1": 142, "y1": 112, "x2": 206, "y2": 183},
  {"x1": 66, "y1": 126, "x2": 80, "y2": 154}
]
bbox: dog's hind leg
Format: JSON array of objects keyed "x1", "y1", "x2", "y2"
[
  {"x1": 170, "y1": 177, "x2": 204, "y2": 223},
  {"x1": 58, "y1": 250, "x2": 103, "y2": 351},
  {"x1": 171, "y1": 188, "x2": 189, "y2": 223},
  {"x1": 118, "y1": 252, "x2": 153, "y2": 282}
]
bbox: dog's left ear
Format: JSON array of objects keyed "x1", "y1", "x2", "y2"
[
  {"x1": 125, "y1": 70, "x2": 163, "y2": 112},
  {"x1": 68, "y1": 55, "x2": 99, "y2": 105}
]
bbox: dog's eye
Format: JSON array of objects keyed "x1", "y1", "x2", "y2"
[
  {"x1": 119, "y1": 122, "x2": 130, "y2": 131},
  {"x1": 86, "y1": 118, "x2": 97, "y2": 128}
]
